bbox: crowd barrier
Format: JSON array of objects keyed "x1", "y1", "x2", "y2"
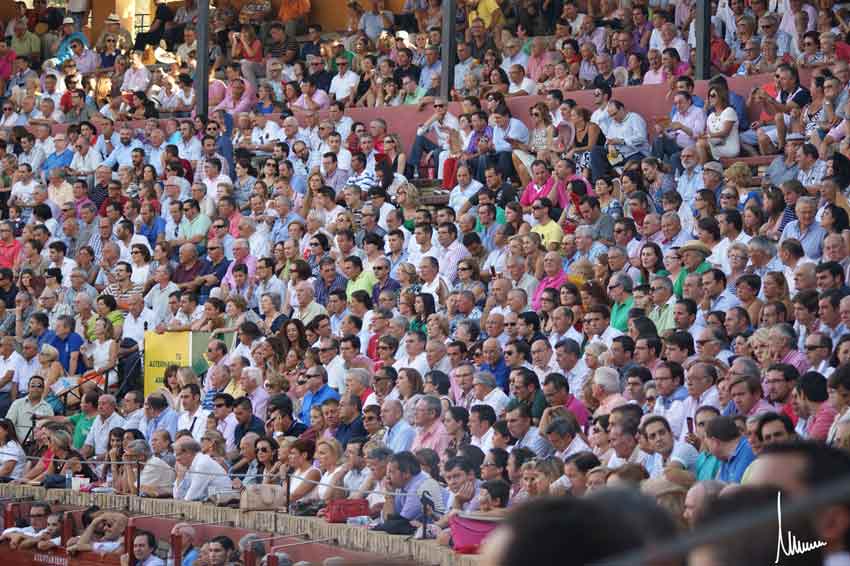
[{"x1": 0, "y1": 484, "x2": 476, "y2": 566}]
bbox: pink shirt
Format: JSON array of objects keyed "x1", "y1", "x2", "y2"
[
  {"x1": 564, "y1": 394, "x2": 590, "y2": 427},
  {"x1": 411, "y1": 420, "x2": 450, "y2": 456},
  {"x1": 212, "y1": 81, "x2": 256, "y2": 114},
  {"x1": 520, "y1": 177, "x2": 559, "y2": 207},
  {"x1": 531, "y1": 270, "x2": 568, "y2": 311},
  {"x1": 595, "y1": 393, "x2": 628, "y2": 417},
  {"x1": 293, "y1": 90, "x2": 330, "y2": 111},
  {"x1": 807, "y1": 402, "x2": 838, "y2": 441}
]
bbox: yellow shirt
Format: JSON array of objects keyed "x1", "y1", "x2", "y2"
[
  {"x1": 531, "y1": 220, "x2": 564, "y2": 250},
  {"x1": 346, "y1": 270, "x2": 378, "y2": 300},
  {"x1": 467, "y1": 0, "x2": 501, "y2": 27},
  {"x1": 224, "y1": 379, "x2": 245, "y2": 400}
]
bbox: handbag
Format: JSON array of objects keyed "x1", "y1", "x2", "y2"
[
  {"x1": 240, "y1": 484, "x2": 288, "y2": 511},
  {"x1": 606, "y1": 146, "x2": 625, "y2": 167},
  {"x1": 209, "y1": 487, "x2": 241, "y2": 506},
  {"x1": 325, "y1": 498, "x2": 369, "y2": 523},
  {"x1": 290, "y1": 499, "x2": 325, "y2": 516}
]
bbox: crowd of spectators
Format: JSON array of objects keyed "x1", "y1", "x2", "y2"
[{"x1": 0, "y1": 0, "x2": 849, "y2": 563}]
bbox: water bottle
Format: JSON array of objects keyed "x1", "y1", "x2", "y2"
[{"x1": 65, "y1": 471, "x2": 72, "y2": 489}]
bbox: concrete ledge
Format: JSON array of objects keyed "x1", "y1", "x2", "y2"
[{"x1": 0, "y1": 485, "x2": 479, "y2": 566}]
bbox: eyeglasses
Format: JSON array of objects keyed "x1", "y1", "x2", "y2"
[
  {"x1": 257, "y1": 446, "x2": 270, "y2": 452},
  {"x1": 296, "y1": 379, "x2": 308, "y2": 385},
  {"x1": 433, "y1": 103, "x2": 445, "y2": 108},
  {"x1": 531, "y1": 112, "x2": 540, "y2": 117}
]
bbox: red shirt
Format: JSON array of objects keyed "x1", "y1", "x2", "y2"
[{"x1": 0, "y1": 239, "x2": 22, "y2": 269}]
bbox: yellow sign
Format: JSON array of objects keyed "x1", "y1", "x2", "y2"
[{"x1": 143, "y1": 331, "x2": 191, "y2": 396}]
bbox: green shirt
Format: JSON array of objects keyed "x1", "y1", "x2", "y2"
[
  {"x1": 649, "y1": 300, "x2": 676, "y2": 335},
  {"x1": 179, "y1": 213, "x2": 212, "y2": 244},
  {"x1": 346, "y1": 270, "x2": 378, "y2": 300},
  {"x1": 10, "y1": 32, "x2": 41, "y2": 59},
  {"x1": 673, "y1": 261, "x2": 711, "y2": 298},
  {"x1": 505, "y1": 389, "x2": 547, "y2": 421},
  {"x1": 70, "y1": 411, "x2": 95, "y2": 450},
  {"x1": 610, "y1": 296, "x2": 634, "y2": 332},
  {"x1": 696, "y1": 451, "x2": 722, "y2": 481},
  {"x1": 401, "y1": 86, "x2": 427, "y2": 105}
]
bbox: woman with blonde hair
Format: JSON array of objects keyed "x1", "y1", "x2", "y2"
[
  {"x1": 382, "y1": 133, "x2": 407, "y2": 175},
  {"x1": 523, "y1": 233, "x2": 546, "y2": 279},
  {"x1": 397, "y1": 262, "x2": 421, "y2": 296},
  {"x1": 395, "y1": 184, "x2": 420, "y2": 230},
  {"x1": 38, "y1": 344, "x2": 66, "y2": 413},
  {"x1": 315, "y1": 438, "x2": 346, "y2": 501},
  {"x1": 521, "y1": 457, "x2": 566, "y2": 498},
  {"x1": 201, "y1": 430, "x2": 228, "y2": 469},
  {"x1": 512, "y1": 102, "x2": 555, "y2": 187},
  {"x1": 82, "y1": 316, "x2": 118, "y2": 388},
  {"x1": 748, "y1": 327, "x2": 773, "y2": 368},
  {"x1": 568, "y1": 259, "x2": 595, "y2": 286}
]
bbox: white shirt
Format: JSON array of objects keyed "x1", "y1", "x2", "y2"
[
  {"x1": 329, "y1": 70, "x2": 360, "y2": 102},
  {"x1": 471, "y1": 427, "x2": 494, "y2": 453},
  {"x1": 15, "y1": 356, "x2": 39, "y2": 393},
  {"x1": 508, "y1": 77, "x2": 538, "y2": 96},
  {"x1": 70, "y1": 149, "x2": 103, "y2": 175},
  {"x1": 177, "y1": 406, "x2": 211, "y2": 442},
  {"x1": 84, "y1": 411, "x2": 127, "y2": 456},
  {"x1": 471, "y1": 387, "x2": 511, "y2": 418},
  {"x1": 606, "y1": 112, "x2": 650, "y2": 157},
  {"x1": 554, "y1": 434, "x2": 591, "y2": 461},
  {"x1": 175, "y1": 452, "x2": 231, "y2": 501},
  {"x1": 393, "y1": 351, "x2": 430, "y2": 376},
  {"x1": 654, "y1": 396, "x2": 686, "y2": 439},
  {"x1": 678, "y1": 386, "x2": 721, "y2": 441},
  {"x1": 326, "y1": 355, "x2": 347, "y2": 393},
  {"x1": 50, "y1": 256, "x2": 78, "y2": 287},
  {"x1": 0, "y1": 441, "x2": 25, "y2": 480},
  {"x1": 0, "y1": 351, "x2": 25, "y2": 393},
  {"x1": 177, "y1": 136, "x2": 203, "y2": 162},
  {"x1": 122, "y1": 308, "x2": 157, "y2": 351}
]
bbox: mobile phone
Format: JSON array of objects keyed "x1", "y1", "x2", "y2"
[
  {"x1": 686, "y1": 417, "x2": 694, "y2": 434},
  {"x1": 490, "y1": 266, "x2": 496, "y2": 278}
]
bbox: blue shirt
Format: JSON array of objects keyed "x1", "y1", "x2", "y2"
[
  {"x1": 780, "y1": 220, "x2": 827, "y2": 260},
  {"x1": 718, "y1": 436, "x2": 755, "y2": 483},
  {"x1": 270, "y1": 212, "x2": 306, "y2": 244},
  {"x1": 144, "y1": 407, "x2": 179, "y2": 442},
  {"x1": 102, "y1": 139, "x2": 143, "y2": 169},
  {"x1": 182, "y1": 547, "x2": 199, "y2": 566},
  {"x1": 480, "y1": 357, "x2": 510, "y2": 393},
  {"x1": 138, "y1": 216, "x2": 166, "y2": 248},
  {"x1": 314, "y1": 273, "x2": 348, "y2": 306},
  {"x1": 299, "y1": 384, "x2": 340, "y2": 425},
  {"x1": 385, "y1": 419, "x2": 416, "y2": 453},
  {"x1": 657, "y1": 384, "x2": 688, "y2": 410},
  {"x1": 334, "y1": 415, "x2": 368, "y2": 449},
  {"x1": 41, "y1": 149, "x2": 74, "y2": 176},
  {"x1": 47, "y1": 332, "x2": 84, "y2": 373},
  {"x1": 234, "y1": 415, "x2": 265, "y2": 447},
  {"x1": 394, "y1": 471, "x2": 429, "y2": 521}
]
